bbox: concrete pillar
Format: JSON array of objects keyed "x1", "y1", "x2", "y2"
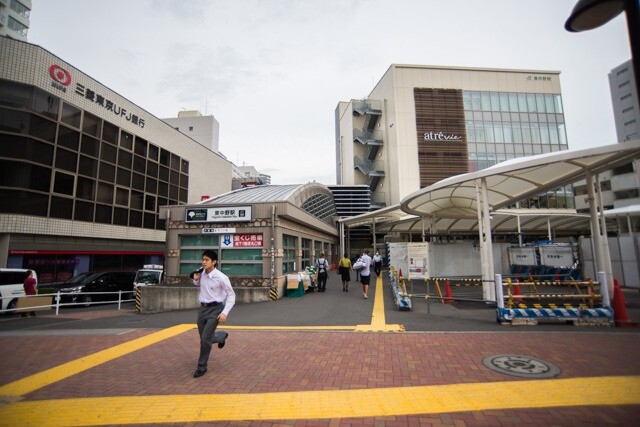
[{"x1": 0, "y1": 234, "x2": 9, "y2": 267}]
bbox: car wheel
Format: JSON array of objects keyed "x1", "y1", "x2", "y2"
[
  {"x1": 6, "y1": 299, "x2": 18, "y2": 315},
  {"x1": 81, "y1": 295, "x2": 92, "y2": 307}
]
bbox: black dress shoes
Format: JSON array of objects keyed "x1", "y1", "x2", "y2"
[
  {"x1": 218, "y1": 332, "x2": 228, "y2": 349},
  {"x1": 193, "y1": 368, "x2": 207, "y2": 378}
]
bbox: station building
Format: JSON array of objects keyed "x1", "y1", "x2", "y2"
[
  {"x1": 336, "y1": 64, "x2": 573, "y2": 211},
  {"x1": 160, "y1": 183, "x2": 339, "y2": 301},
  {"x1": 0, "y1": 37, "x2": 232, "y2": 283}
]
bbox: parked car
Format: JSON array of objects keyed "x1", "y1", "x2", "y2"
[
  {"x1": 57, "y1": 271, "x2": 135, "y2": 306},
  {"x1": 0, "y1": 268, "x2": 38, "y2": 313},
  {"x1": 133, "y1": 264, "x2": 164, "y2": 290}
]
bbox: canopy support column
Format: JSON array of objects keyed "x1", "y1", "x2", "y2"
[
  {"x1": 586, "y1": 171, "x2": 605, "y2": 285},
  {"x1": 339, "y1": 222, "x2": 345, "y2": 259},
  {"x1": 517, "y1": 214, "x2": 523, "y2": 247},
  {"x1": 481, "y1": 178, "x2": 495, "y2": 301},
  {"x1": 596, "y1": 173, "x2": 614, "y2": 295}
]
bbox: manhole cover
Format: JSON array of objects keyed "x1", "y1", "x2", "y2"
[{"x1": 482, "y1": 354, "x2": 561, "y2": 378}]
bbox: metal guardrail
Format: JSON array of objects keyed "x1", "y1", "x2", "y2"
[{"x1": 0, "y1": 290, "x2": 136, "y2": 315}]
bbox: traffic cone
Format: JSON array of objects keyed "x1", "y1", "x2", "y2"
[
  {"x1": 612, "y1": 278, "x2": 631, "y2": 327},
  {"x1": 444, "y1": 280, "x2": 453, "y2": 304},
  {"x1": 513, "y1": 283, "x2": 522, "y2": 304}
]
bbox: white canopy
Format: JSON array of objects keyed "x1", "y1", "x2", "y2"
[{"x1": 401, "y1": 140, "x2": 640, "y2": 218}]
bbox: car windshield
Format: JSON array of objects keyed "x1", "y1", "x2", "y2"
[
  {"x1": 64, "y1": 272, "x2": 96, "y2": 285},
  {"x1": 135, "y1": 271, "x2": 160, "y2": 284}
]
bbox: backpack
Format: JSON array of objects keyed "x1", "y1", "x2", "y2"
[{"x1": 316, "y1": 259, "x2": 327, "y2": 272}]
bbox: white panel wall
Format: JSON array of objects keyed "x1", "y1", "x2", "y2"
[{"x1": 580, "y1": 235, "x2": 640, "y2": 289}]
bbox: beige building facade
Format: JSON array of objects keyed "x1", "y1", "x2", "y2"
[{"x1": 336, "y1": 64, "x2": 570, "y2": 209}]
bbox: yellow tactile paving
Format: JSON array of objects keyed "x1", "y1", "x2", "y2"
[
  {"x1": 2, "y1": 376, "x2": 639, "y2": 426},
  {"x1": 0, "y1": 324, "x2": 194, "y2": 398},
  {"x1": 355, "y1": 274, "x2": 404, "y2": 332}
]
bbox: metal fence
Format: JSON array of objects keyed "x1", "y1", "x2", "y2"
[{"x1": 0, "y1": 290, "x2": 136, "y2": 315}]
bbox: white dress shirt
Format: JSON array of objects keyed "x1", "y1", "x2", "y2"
[
  {"x1": 360, "y1": 254, "x2": 372, "y2": 276},
  {"x1": 194, "y1": 268, "x2": 236, "y2": 316}
]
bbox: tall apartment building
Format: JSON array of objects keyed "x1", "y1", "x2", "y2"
[
  {"x1": 0, "y1": 0, "x2": 30, "y2": 41},
  {"x1": 336, "y1": 64, "x2": 572, "y2": 210},
  {"x1": 573, "y1": 60, "x2": 640, "y2": 233}
]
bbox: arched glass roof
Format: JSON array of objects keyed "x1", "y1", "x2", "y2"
[{"x1": 199, "y1": 183, "x2": 337, "y2": 223}]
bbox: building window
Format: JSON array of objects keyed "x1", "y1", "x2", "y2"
[
  {"x1": 53, "y1": 171, "x2": 75, "y2": 196},
  {"x1": 10, "y1": 0, "x2": 31, "y2": 19},
  {"x1": 179, "y1": 235, "x2": 220, "y2": 274},
  {"x1": 282, "y1": 234, "x2": 297, "y2": 274},
  {"x1": 189, "y1": 126, "x2": 193, "y2": 131},
  {"x1": 220, "y1": 248, "x2": 263, "y2": 276},
  {"x1": 614, "y1": 189, "x2": 640, "y2": 200},
  {"x1": 314, "y1": 241, "x2": 323, "y2": 261},
  {"x1": 8, "y1": 16, "x2": 28, "y2": 37},
  {"x1": 301, "y1": 238, "x2": 311, "y2": 269},
  {"x1": 612, "y1": 163, "x2": 635, "y2": 175}
]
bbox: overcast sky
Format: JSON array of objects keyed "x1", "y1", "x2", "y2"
[{"x1": 28, "y1": 0, "x2": 631, "y2": 185}]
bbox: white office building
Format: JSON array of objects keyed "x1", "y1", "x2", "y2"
[
  {"x1": 163, "y1": 110, "x2": 220, "y2": 153},
  {"x1": 573, "y1": 60, "x2": 640, "y2": 233},
  {"x1": 336, "y1": 64, "x2": 572, "y2": 210},
  {"x1": 0, "y1": 0, "x2": 30, "y2": 41}
]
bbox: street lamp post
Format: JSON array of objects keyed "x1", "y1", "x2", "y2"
[
  {"x1": 565, "y1": 0, "x2": 639, "y2": 295},
  {"x1": 565, "y1": 0, "x2": 640, "y2": 102}
]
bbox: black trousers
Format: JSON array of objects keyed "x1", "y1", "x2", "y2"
[
  {"x1": 317, "y1": 271, "x2": 327, "y2": 291},
  {"x1": 196, "y1": 304, "x2": 226, "y2": 370}
]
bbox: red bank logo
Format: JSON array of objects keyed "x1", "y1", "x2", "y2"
[{"x1": 49, "y1": 65, "x2": 71, "y2": 91}]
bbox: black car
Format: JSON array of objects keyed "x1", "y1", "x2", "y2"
[{"x1": 57, "y1": 271, "x2": 135, "y2": 306}]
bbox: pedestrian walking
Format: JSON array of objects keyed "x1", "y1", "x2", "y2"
[
  {"x1": 373, "y1": 251, "x2": 383, "y2": 276},
  {"x1": 315, "y1": 253, "x2": 329, "y2": 292},
  {"x1": 191, "y1": 250, "x2": 236, "y2": 378},
  {"x1": 359, "y1": 249, "x2": 373, "y2": 299},
  {"x1": 22, "y1": 270, "x2": 37, "y2": 317},
  {"x1": 338, "y1": 253, "x2": 352, "y2": 292}
]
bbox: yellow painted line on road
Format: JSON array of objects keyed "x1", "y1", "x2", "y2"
[
  {"x1": 0, "y1": 324, "x2": 193, "y2": 398},
  {"x1": 355, "y1": 274, "x2": 404, "y2": 332},
  {"x1": 2, "y1": 375, "x2": 639, "y2": 426}
]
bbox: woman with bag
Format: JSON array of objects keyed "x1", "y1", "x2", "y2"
[{"x1": 338, "y1": 253, "x2": 352, "y2": 292}]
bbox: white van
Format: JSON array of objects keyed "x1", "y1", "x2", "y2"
[
  {"x1": 0, "y1": 268, "x2": 38, "y2": 312},
  {"x1": 133, "y1": 265, "x2": 163, "y2": 289}
]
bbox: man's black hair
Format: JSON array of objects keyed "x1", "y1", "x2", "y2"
[{"x1": 202, "y1": 250, "x2": 218, "y2": 261}]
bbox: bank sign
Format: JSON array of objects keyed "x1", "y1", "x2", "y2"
[
  {"x1": 48, "y1": 64, "x2": 146, "y2": 128},
  {"x1": 185, "y1": 206, "x2": 252, "y2": 223}
]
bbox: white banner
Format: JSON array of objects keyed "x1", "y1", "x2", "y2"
[
  {"x1": 508, "y1": 247, "x2": 537, "y2": 266},
  {"x1": 539, "y1": 246, "x2": 575, "y2": 268},
  {"x1": 407, "y1": 242, "x2": 429, "y2": 280}
]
